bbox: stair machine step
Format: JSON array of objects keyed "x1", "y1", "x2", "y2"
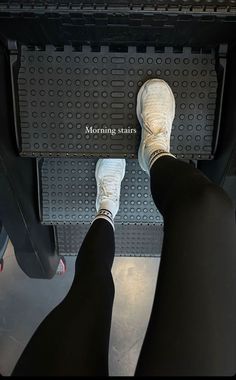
[
  {"x1": 56, "y1": 224, "x2": 164, "y2": 257},
  {"x1": 38, "y1": 158, "x2": 164, "y2": 256},
  {"x1": 38, "y1": 158, "x2": 162, "y2": 225},
  {"x1": 13, "y1": 45, "x2": 223, "y2": 159},
  {"x1": 11, "y1": 44, "x2": 226, "y2": 257}
]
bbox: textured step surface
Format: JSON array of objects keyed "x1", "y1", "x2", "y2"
[
  {"x1": 56, "y1": 224, "x2": 164, "y2": 257},
  {"x1": 17, "y1": 45, "x2": 218, "y2": 159},
  {"x1": 2, "y1": 1, "x2": 235, "y2": 12},
  {"x1": 39, "y1": 157, "x2": 164, "y2": 256},
  {"x1": 39, "y1": 158, "x2": 163, "y2": 225}
]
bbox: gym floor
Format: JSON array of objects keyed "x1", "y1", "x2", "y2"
[{"x1": 0, "y1": 241, "x2": 160, "y2": 376}]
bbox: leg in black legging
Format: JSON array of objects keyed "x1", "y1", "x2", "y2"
[
  {"x1": 136, "y1": 156, "x2": 236, "y2": 376},
  {"x1": 12, "y1": 219, "x2": 115, "y2": 376}
]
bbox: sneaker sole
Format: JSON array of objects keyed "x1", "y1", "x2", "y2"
[{"x1": 136, "y1": 79, "x2": 176, "y2": 172}]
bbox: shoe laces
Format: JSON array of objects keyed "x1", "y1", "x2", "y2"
[
  {"x1": 98, "y1": 176, "x2": 119, "y2": 203},
  {"x1": 142, "y1": 100, "x2": 169, "y2": 148}
]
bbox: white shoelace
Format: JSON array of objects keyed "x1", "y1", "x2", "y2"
[
  {"x1": 142, "y1": 121, "x2": 170, "y2": 152},
  {"x1": 98, "y1": 176, "x2": 119, "y2": 203},
  {"x1": 141, "y1": 101, "x2": 171, "y2": 151}
]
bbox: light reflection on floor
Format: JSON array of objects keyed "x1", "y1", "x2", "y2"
[{"x1": 0, "y1": 241, "x2": 159, "y2": 376}]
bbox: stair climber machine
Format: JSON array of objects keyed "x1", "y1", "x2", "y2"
[{"x1": 0, "y1": 1, "x2": 235, "y2": 279}]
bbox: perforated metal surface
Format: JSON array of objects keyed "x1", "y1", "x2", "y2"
[
  {"x1": 39, "y1": 158, "x2": 163, "y2": 225},
  {"x1": 56, "y1": 224, "x2": 164, "y2": 257},
  {"x1": 2, "y1": 0, "x2": 236, "y2": 10},
  {"x1": 18, "y1": 45, "x2": 218, "y2": 159}
]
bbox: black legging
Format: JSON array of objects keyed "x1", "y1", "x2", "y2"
[{"x1": 12, "y1": 156, "x2": 236, "y2": 376}]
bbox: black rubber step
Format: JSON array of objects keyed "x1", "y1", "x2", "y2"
[
  {"x1": 14, "y1": 45, "x2": 222, "y2": 159},
  {"x1": 39, "y1": 157, "x2": 165, "y2": 256},
  {"x1": 56, "y1": 223, "x2": 164, "y2": 257},
  {"x1": 38, "y1": 158, "x2": 163, "y2": 225}
]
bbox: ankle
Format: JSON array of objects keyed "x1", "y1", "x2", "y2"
[
  {"x1": 148, "y1": 149, "x2": 176, "y2": 171},
  {"x1": 93, "y1": 209, "x2": 115, "y2": 230},
  {"x1": 98, "y1": 199, "x2": 118, "y2": 218}
]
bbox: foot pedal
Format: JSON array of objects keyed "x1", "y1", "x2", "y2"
[
  {"x1": 56, "y1": 224, "x2": 164, "y2": 257},
  {"x1": 38, "y1": 158, "x2": 164, "y2": 257},
  {"x1": 38, "y1": 158, "x2": 162, "y2": 225},
  {"x1": 13, "y1": 45, "x2": 222, "y2": 159}
]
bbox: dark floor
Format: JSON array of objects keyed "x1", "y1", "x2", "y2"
[{"x1": 0, "y1": 241, "x2": 160, "y2": 376}]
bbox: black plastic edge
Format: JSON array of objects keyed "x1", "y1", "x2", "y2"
[
  {"x1": 9, "y1": 40, "x2": 22, "y2": 154},
  {"x1": 0, "y1": 224, "x2": 9, "y2": 259},
  {"x1": 212, "y1": 44, "x2": 228, "y2": 156},
  {"x1": 36, "y1": 157, "x2": 44, "y2": 223},
  {"x1": 53, "y1": 225, "x2": 60, "y2": 257}
]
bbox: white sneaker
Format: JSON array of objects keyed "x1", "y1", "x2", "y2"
[
  {"x1": 136, "y1": 79, "x2": 176, "y2": 174},
  {"x1": 95, "y1": 159, "x2": 126, "y2": 220}
]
